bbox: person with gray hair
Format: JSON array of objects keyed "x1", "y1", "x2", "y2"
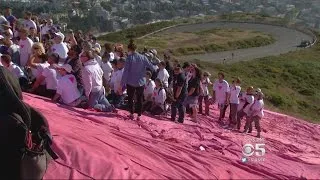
[{"x1": 243, "y1": 88, "x2": 265, "y2": 138}]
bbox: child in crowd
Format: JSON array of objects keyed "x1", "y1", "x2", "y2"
[
  {"x1": 30, "y1": 53, "x2": 59, "y2": 98},
  {"x1": 144, "y1": 71, "x2": 156, "y2": 102},
  {"x1": 244, "y1": 89, "x2": 264, "y2": 138},
  {"x1": 157, "y1": 61, "x2": 170, "y2": 88},
  {"x1": 213, "y1": 72, "x2": 230, "y2": 124},
  {"x1": 143, "y1": 78, "x2": 167, "y2": 115},
  {"x1": 101, "y1": 43, "x2": 114, "y2": 90},
  {"x1": 0, "y1": 54, "x2": 29, "y2": 90},
  {"x1": 226, "y1": 77, "x2": 241, "y2": 129},
  {"x1": 110, "y1": 58, "x2": 126, "y2": 108},
  {"x1": 198, "y1": 71, "x2": 212, "y2": 116},
  {"x1": 237, "y1": 86, "x2": 255, "y2": 131},
  {"x1": 27, "y1": 42, "x2": 49, "y2": 81},
  {"x1": 53, "y1": 64, "x2": 84, "y2": 107}
]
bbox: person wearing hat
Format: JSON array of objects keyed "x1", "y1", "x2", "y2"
[
  {"x1": 51, "y1": 32, "x2": 68, "y2": 62},
  {"x1": 19, "y1": 28, "x2": 34, "y2": 67},
  {"x1": 236, "y1": 86, "x2": 255, "y2": 131},
  {"x1": 244, "y1": 88, "x2": 265, "y2": 138},
  {"x1": 23, "y1": 12, "x2": 37, "y2": 31},
  {"x1": 53, "y1": 64, "x2": 84, "y2": 107}
]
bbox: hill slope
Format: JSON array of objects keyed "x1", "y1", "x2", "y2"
[{"x1": 22, "y1": 94, "x2": 320, "y2": 179}]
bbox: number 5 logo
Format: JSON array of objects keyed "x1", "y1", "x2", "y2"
[{"x1": 242, "y1": 143, "x2": 265, "y2": 157}]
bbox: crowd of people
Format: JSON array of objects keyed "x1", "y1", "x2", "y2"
[{"x1": 0, "y1": 9, "x2": 265, "y2": 138}]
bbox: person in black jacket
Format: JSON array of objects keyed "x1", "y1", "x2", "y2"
[
  {"x1": 65, "y1": 45, "x2": 83, "y2": 92},
  {"x1": 0, "y1": 66, "x2": 57, "y2": 179}
]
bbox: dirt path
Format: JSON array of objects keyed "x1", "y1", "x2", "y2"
[{"x1": 160, "y1": 22, "x2": 313, "y2": 63}]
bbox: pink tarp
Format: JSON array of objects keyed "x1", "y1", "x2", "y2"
[{"x1": 22, "y1": 93, "x2": 320, "y2": 179}]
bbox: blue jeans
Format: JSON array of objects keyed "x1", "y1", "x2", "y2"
[
  {"x1": 88, "y1": 89, "x2": 114, "y2": 112},
  {"x1": 171, "y1": 96, "x2": 186, "y2": 123}
]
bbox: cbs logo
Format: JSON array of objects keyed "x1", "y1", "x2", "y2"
[{"x1": 242, "y1": 143, "x2": 266, "y2": 157}]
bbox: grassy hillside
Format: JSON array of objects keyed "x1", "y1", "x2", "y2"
[
  {"x1": 136, "y1": 28, "x2": 275, "y2": 56},
  {"x1": 188, "y1": 42, "x2": 320, "y2": 123}
]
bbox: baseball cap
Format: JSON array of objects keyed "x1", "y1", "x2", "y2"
[
  {"x1": 54, "y1": 32, "x2": 65, "y2": 40},
  {"x1": 58, "y1": 64, "x2": 73, "y2": 73}
]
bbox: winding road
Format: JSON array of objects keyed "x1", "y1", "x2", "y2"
[{"x1": 158, "y1": 22, "x2": 314, "y2": 63}]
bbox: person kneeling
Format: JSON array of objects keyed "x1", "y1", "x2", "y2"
[
  {"x1": 80, "y1": 50, "x2": 116, "y2": 112},
  {"x1": 143, "y1": 79, "x2": 167, "y2": 115},
  {"x1": 52, "y1": 64, "x2": 86, "y2": 107}
]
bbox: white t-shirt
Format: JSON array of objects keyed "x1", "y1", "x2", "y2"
[
  {"x1": 101, "y1": 61, "x2": 113, "y2": 82},
  {"x1": 153, "y1": 87, "x2": 166, "y2": 106},
  {"x1": 42, "y1": 67, "x2": 58, "y2": 90},
  {"x1": 157, "y1": 68, "x2": 170, "y2": 88},
  {"x1": 19, "y1": 38, "x2": 33, "y2": 67},
  {"x1": 40, "y1": 25, "x2": 52, "y2": 35},
  {"x1": 249, "y1": 99, "x2": 264, "y2": 118},
  {"x1": 23, "y1": 19, "x2": 37, "y2": 30},
  {"x1": 229, "y1": 85, "x2": 241, "y2": 104},
  {"x1": 113, "y1": 68, "x2": 124, "y2": 94},
  {"x1": 213, "y1": 80, "x2": 230, "y2": 104},
  {"x1": 144, "y1": 79, "x2": 155, "y2": 101},
  {"x1": 95, "y1": 55, "x2": 102, "y2": 67},
  {"x1": 31, "y1": 62, "x2": 50, "y2": 80},
  {"x1": 238, "y1": 93, "x2": 255, "y2": 114},
  {"x1": 51, "y1": 43, "x2": 68, "y2": 60},
  {"x1": 7, "y1": 62, "x2": 26, "y2": 79},
  {"x1": 57, "y1": 74, "x2": 81, "y2": 104}
]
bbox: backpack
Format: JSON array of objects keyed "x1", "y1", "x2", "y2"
[{"x1": 0, "y1": 66, "x2": 58, "y2": 179}]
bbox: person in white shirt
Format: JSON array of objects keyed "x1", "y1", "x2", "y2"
[
  {"x1": 51, "y1": 32, "x2": 68, "y2": 62},
  {"x1": 93, "y1": 47, "x2": 102, "y2": 66},
  {"x1": 23, "y1": 12, "x2": 37, "y2": 31},
  {"x1": 101, "y1": 51, "x2": 114, "y2": 89},
  {"x1": 108, "y1": 58, "x2": 126, "y2": 108},
  {"x1": 157, "y1": 61, "x2": 170, "y2": 88},
  {"x1": 53, "y1": 64, "x2": 84, "y2": 107},
  {"x1": 244, "y1": 89, "x2": 264, "y2": 138},
  {"x1": 40, "y1": 19, "x2": 54, "y2": 36},
  {"x1": 81, "y1": 50, "x2": 116, "y2": 112},
  {"x1": 227, "y1": 77, "x2": 242, "y2": 129},
  {"x1": 19, "y1": 28, "x2": 34, "y2": 67},
  {"x1": 0, "y1": 14, "x2": 8, "y2": 33},
  {"x1": 1, "y1": 54, "x2": 29, "y2": 90},
  {"x1": 30, "y1": 53, "x2": 59, "y2": 98},
  {"x1": 144, "y1": 71, "x2": 156, "y2": 101},
  {"x1": 213, "y1": 72, "x2": 230, "y2": 123},
  {"x1": 236, "y1": 86, "x2": 255, "y2": 131},
  {"x1": 198, "y1": 71, "x2": 212, "y2": 116},
  {"x1": 3, "y1": 38, "x2": 20, "y2": 66},
  {"x1": 91, "y1": 36, "x2": 101, "y2": 51},
  {"x1": 143, "y1": 78, "x2": 166, "y2": 115}
]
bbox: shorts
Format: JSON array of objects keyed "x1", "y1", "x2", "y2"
[{"x1": 183, "y1": 96, "x2": 198, "y2": 108}]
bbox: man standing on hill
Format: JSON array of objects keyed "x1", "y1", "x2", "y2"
[
  {"x1": 23, "y1": 12, "x2": 37, "y2": 31},
  {"x1": 213, "y1": 72, "x2": 230, "y2": 124},
  {"x1": 171, "y1": 67, "x2": 187, "y2": 123},
  {"x1": 121, "y1": 40, "x2": 155, "y2": 121}
]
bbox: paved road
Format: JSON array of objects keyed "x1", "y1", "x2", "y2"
[{"x1": 160, "y1": 22, "x2": 313, "y2": 63}]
